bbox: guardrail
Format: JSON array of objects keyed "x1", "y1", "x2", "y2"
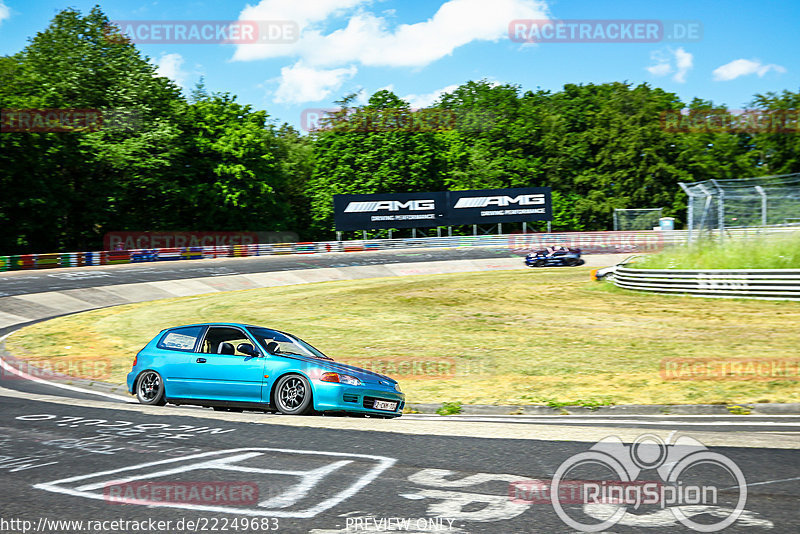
[
  {"x1": 0, "y1": 230, "x2": 675, "y2": 272},
  {"x1": 1, "y1": 226, "x2": 796, "y2": 273},
  {"x1": 613, "y1": 267, "x2": 800, "y2": 300}
]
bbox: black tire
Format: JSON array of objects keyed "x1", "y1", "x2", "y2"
[
  {"x1": 274, "y1": 374, "x2": 313, "y2": 415},
  {"x1": 136, "y1": 370, "x2": 166, "y2": 406},
  {"x1": 533, "y1": 260, "x2": 546, "y2": 267}
]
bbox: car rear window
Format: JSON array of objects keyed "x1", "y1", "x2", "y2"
[{"x1": 157, "y1": 326, "x2": 205, "y2": 352}]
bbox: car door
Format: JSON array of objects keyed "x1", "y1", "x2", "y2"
[
  {"x1": 182, "y1": 326, "x2": 266, "y2": 402},
  {"x1": 152, "y1": 325, "x2": 206, "y2": 398}
]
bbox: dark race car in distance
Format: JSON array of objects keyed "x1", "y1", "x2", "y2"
[{"x1": 525, "y1": 247, "x2": 585, "y2": 267}]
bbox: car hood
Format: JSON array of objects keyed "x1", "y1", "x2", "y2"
[{"x1": 289, "y1": 355, "x2": 397, "y2": 384}]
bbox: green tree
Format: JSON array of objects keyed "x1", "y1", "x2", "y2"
[
  {"x1": 307, "y1": 90, "x2": 449, "y2": 232},
  {"x1": 749, "y1": 89, "x2": 800, "y2": 174},
  {"x1": 0, "y1": 6, "x2": 183, "y2": 252},
  {"x1": 169, "y1": 92, "x2": 290, "y2": 231}
]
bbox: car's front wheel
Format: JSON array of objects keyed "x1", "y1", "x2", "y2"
[
  {"x1": 274, "y1": 374, "x2": 313, "y2": 415},
  {"x1": 136, "y1": 370, "x2": 166, "y2": 406}
]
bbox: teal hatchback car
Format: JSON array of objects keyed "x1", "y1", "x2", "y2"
[{"x1": 126, "y1": 323, "x2": 404, "y2": 418}]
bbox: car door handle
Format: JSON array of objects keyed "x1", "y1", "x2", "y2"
[{"x1": 196, "y1": 358, "x2": 207, "y2": 363}]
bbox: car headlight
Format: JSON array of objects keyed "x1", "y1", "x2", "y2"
[
  {"x1": 394, "y1": 383, "x2": 402, "y2": 392},
  {"x1": 320, "y1": 372, "x2": 362, "y2": 386}
]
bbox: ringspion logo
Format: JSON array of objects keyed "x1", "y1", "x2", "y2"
[{"x1": 546, "y1": 434, "x2": 747, "y2": 532}]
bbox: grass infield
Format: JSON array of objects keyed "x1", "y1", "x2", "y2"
[
  {"x1": 5, "y1": 268, "x2": 800, "y2": 407},
  {"x1": 637, "y1": 233, "x2": 800, "y2": 269}
]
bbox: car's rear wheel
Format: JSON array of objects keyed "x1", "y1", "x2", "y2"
[
  {"x1": 274, "y1": 375, "x2": 312, "y2": 415},
  {"x1": 136, "y1": 370, "x2": 166, "y2": 406}
]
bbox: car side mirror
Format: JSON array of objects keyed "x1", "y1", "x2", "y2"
[{"x1": 237, "y1": 343, "x2": 259, "y2": 357}]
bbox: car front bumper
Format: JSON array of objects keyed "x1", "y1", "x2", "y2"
[{"x1": 313, "y1": 381, "x2": 405, "y2": 416}]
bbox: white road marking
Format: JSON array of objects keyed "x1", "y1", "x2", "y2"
[
  {"x1": 403, "y1": 415, "x2": 800, "y2": 427},
  {"x1": 35, "y1": 447, "x2": 396, "y2": 518},
  {"x1": 722, "y1": 476, "x2": 800, "y2": 490},
  {"x1": 407, "y1": 414, "x2": 800, "y2": 419},
  {"x1": 73, "y1": 452, "x2": 266, "y2": 491},
  {"x1": 403, "y1": 469, "x2": 534, "y2": 522},
  {"x1": 2, "y1": 386, "x2": 798, "y2": 449},
  {"x1": 400, "y1": 489, "x2": 529, "y2": 522},
  {"x1": 583, "y1": 503, "x2": 774, "y2": 528},
  {"x1": 259, "y1": 461, "x2": 353, "y2": 509},
  {"x1": 0, "y1": 332, "x2": 132, "y2": 403},
  {"x1": 408, "y1": 469, "x2": 520, "y2": 487}
]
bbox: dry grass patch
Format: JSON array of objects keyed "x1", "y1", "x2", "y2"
[{"x1": 6, "y1": 268, "x2": 800, "y2": 406}]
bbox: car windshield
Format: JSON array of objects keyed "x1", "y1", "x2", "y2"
[{"x1": 247, "y1": 327, "x2": 333, "y2": 360}]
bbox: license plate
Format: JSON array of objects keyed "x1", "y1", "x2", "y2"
[{"x1": 373, "y1": 400, "x2": 397, "y2": 411}]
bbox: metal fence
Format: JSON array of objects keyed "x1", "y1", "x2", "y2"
[
  {"x1": 613, "y1": 208, "x2": 663, "y2": 231},
  {"x1": 679, "y1": 173, "x2": 800, "y2": 243},
  {"x1": 0, "y1": 230, "x2": 678, "y2": 272},
  {"x1": 2, "y1": 226, "x2": 796, "y2": 272}
]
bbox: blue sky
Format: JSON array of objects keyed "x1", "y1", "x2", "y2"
[{"x1": 1, "y1": 0, "x2": 796, "y2": 131}]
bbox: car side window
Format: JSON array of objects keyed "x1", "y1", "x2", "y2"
[
  {"x1": 201, "y1": 327, "x2": 257, "y2": 356},
  {"x1": 157, "y1": 326, "x2": 205, "y2": 352}
]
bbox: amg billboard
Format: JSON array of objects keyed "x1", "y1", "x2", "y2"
[
  {"x1": 333, "y1": 187, "x2": 551, "y2": 231},
  {"x1": 447, "y1": 187, "x2": 552, "y2": 225},
  {"x1": 333, "y1": 192, "x2": 448, "y2": 231}
]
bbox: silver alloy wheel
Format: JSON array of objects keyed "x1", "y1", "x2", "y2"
[
  {"x1": 275, "y1": 375, "x2": 312, "y2": 415},
  {"x1": 136, "y1": 370, "x2": 166, "y2": 405},
  {"x1": 279, "y1": 377, "x2": 305, "y2": 409}
]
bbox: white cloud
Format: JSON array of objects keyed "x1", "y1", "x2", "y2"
[
  {"x1": 672, "y1": 47, "x2": 693, "y2": 83},
  {"x1": 403, "y1": 84, "x2": 459, "y2": 108},
  {"x1": 0, "y1": 1, "x2": 11, "y2": 25},
  {"x1": 274, "y1": 62, "x2": 357, "y2": 104},
  {"x1": 646, "y1": 47, "x2": 693, "y2": 83},
  {"x1": 233, "y1": 0, "x2": 372, "y2": 62},
  {"x1": 154, "y1": 53, "x2": 189, "y2": 87},
  {"x1": 712, "y1": 58, "x2": 787, "y2": 81},
  {"x1": 233, "y1": 0, "x2": 549, "y2": 68},
  {"x1": 646, "y1": 62, "x2": 671, "y2": 77}
]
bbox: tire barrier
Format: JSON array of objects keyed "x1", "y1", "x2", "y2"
[{"x1": 612, "y1": 267, "x2": 800, "y2": 300}]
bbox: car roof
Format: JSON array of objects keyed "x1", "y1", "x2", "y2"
[{"x1": 163, "y1": 323, "x2": 292, "y2": 336}]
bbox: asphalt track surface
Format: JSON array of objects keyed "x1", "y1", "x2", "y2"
[
  {"x1": 0, "y1": 247, "x2": 520, "y2": 298},
  {"x1": 1, "y1": 249, "x2": 799, "y2": 533}
]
